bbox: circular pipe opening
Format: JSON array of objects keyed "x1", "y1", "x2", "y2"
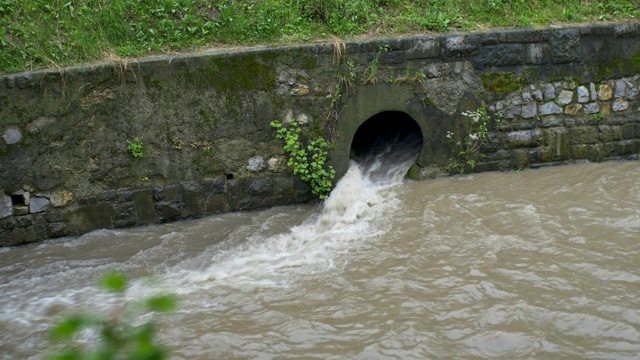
[{"x1": 350, "y1": 111, "x2": 423, "y2": 161}]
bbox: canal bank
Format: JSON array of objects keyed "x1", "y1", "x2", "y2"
[{"x1": 1, "y1": 22, "x2": 640, "y2": 245}]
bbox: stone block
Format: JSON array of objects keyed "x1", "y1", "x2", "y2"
[
  {"x1": 558, "y1": 90, "x2": 574, "y2": 105},
  {"x1": 506, "y1": 129, "x2": 540, "y2": 147},
  {"x1": 539, "y1": 102, "x2": 562, "y2": 115},
  {"x1": 204, "y1": 193, "x2": 229, "y2": 214},
  {"x1": 3, "y1": 128, "x2": 22, "y2": 145},
  {"x1": 571, "y1": 144, "x2": 590, "y2": 159},
  {"x1": 581, "y1": 24, "x2": 615, "y2": 36},
  {"x1": 10, "y1": 227, "x2": 30, "y2": 245},
  {"x1": 504, "y1": 29, "x2": 550, "y2": 43},
  {"x1": 483, "y1": 44, "x2": 524, "y2": 67},
  {"x1": 612, "y1": 99, "x2": 629, "y2": 112},
  {"x1": 248, "y1": 178, "x2": 273, "y2": 196},
  {"x1": 577, "y1": 86, "x2": 589, "y2": 103},
  {"x1": 133, "y1": 190, "x2": 157, "y2": 225},
  {"x1": 622, "y1": 124, "x2": 636, "y2": 139},
  {"x1": 614, "y1": 22, "x2": 640, "y2": 38},
  {"x1": 550, "y1": 28, "x2": 582, "y2": 63},
  {"x1": 528, "y1": 147, "x2": 552, "y2": 163},
  {"x1": 157, "y1": 202, "x2": 182, "y2": 222},
  {"x1": 583, "y1": 102, "x2": 600, "y2": 114},
  {"x1": 201, "y1": 178, "x2": 226, "y2": 194},
  {"x1": 521, "y1": 104, "x2": 537, "y2": 119},
  {"x1": 549, "y1": 129, "x2": 570, "y2": 160},
  {"x1": 616, "y1": 140, "x2": 637, "y2": 155},
  {"x1": 598, "y1": 125, "x2": 621, "y2": 142},
  {"x1": 50, "y1": 191, "x2": 74, "y2": 207},
  {"x1": 590, "y1": 83, "x2": 597, "y2": 101},
  {"x1": 543, "y1": 83, "x2": 555, "y2": 100},
  {"x1": 117, "y1": 190, "x2": 135, "y2": 202},
  {"x1": 247, "y1": 156, "x2": 265, "y2": 172},
  {"x1": 16, "y1": 75, "x2": 33, "y2": 89},
  {"x1": 15, "y1": 215, "x2": 33, "y2": 228},
  {"x1": 525, "y1": 43, "x2": 549, "y2": 64},
  {"x1": 32, "y1": 216, "x2": 48, "y2": 240},
  {"x1": 406, "y1": 38, "x2": 440, "y2": 59},
  {"x1": 378, "y1": 50, "x2": 405, "y2": 65},
  {"x1": 615, "y1": 79, "x2": 627, "y2": 98},
  {"x1": 227, "y1": 178, "x2": 250, "y2": 211},
  {"x1": 564, "y1": 117, "x2": 587, "y2": 126},
  {"x1": 112, "y1": 202, "x2": 136, "y2": 228},
  {"x1": 45, "y1": 211, "x2": 64, "y2": 223},
  {"x1": 598, "y1": 83, "x2": 613, "y2": 101},
  {"x1": 152, "y1": 184, "x2": 181, "y2": 202},
  {"x1": 511, "y1": 149, "x2": 529, "y2": 168},
  {"x1": 0, "y1": 227, "x2": 18, "y2": 247},
  {"x1": 533, "y1": 90, "x2": 543, "y2": 101},
  {"x1": 95, "y1": 191, "x2": 117, "y2": 203},
  {"x1": 540, "y1": 118, "x2": 563, "y2": 128},
  {"x1": 47, "y1": 222, "x2": 66, "y2": 238},
  {"x1": 570, "y1": 127, "x2": 599, "y2": 144},
  {"x1": 0, "y1": 193, "x2": 11, "y2": 219},
  {"x1": 181, "y1": 183, "x2": 202, "y2": 217},
  {"x1": 503, "y1": 106, "x2": 521, "y2": 119},
  {"x1": 29, "y1": 197, "x2": 49, "y2": 213},
  {"x1": 585, "y1": 144, "x2": 606, "y2": 162},
  {"x1": 564, "y1": 104, "x2": 582, "y2": 115},
  {"x1": 27, "y1": 117, "x2": 56, "y2": 134},
  {"x1": 445, "y1": 35, "x2": 478, "y2": 57},
  {"x1": 1, "y1": 217, "x2": 16, "y2": 231},
  {"x1": 164, "y1": 184, "x2": 182, "y2": 202},
  {"x1": 67, "y1": 203, "x2": 113, "y2": 234},
  {"x1": 14, "y1": 206, "x2": 28, "y2": 216}
]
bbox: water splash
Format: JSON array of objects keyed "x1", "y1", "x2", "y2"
[{"x1": 169, "y1": 133, "x2": 422, "y2": 288}]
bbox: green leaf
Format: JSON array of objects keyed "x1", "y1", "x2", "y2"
[
  {"x1": 99, "y1": 271, "x2": 128, "y2": 293},
  {"x1": 50, "y1": 315, "x2": 99, "y2": 342},
  {"x1": 145, "y1": 295, "x2": 177, "y2": 313},
  {"x1": 46, "y1": 348, "x2": 83, "y2": 360}
]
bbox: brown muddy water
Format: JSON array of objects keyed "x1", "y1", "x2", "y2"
[{"x1": 1, "y1": 156, "x2": 639, "y2": 359}]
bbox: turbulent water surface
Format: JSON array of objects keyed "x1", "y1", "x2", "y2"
[{"x1": 1, "y1": 142, "x2": 639, "y2": 359}]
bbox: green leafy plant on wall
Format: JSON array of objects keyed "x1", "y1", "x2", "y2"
[
  {"x1": 47, "y1": 272, "x2": 176, "y2": 360},
  {"x1": 270, "y1": 120, "x2": 336, "y2": 200},
  {"x1": 446, "y1": 107, "x2": 501, "y2": 174},
  {"x1": 126, "y1": 137, "x2": 144, "y2": 158}
]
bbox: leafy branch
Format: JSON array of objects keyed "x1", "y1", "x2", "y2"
[
  {"x1": 48, "y1": 272, "x2": 176, "y2": 360},
  {"x1": 270, "y1": 120, "x2": 336, "y2": 200},
  {"x1": 446, "y1": 107, "x2": 501, "y2": 174}
]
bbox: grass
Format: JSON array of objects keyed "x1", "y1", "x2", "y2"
[{"x1": 0, "y1": 0, "x2": 638, "y2": 74}]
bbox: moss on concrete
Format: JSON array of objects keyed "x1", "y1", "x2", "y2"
[
  {"x1": 593, "y1": 51, "x2": 640, "y2": 80},
  {"x1": 481, "y1": 72, "x2": 525, "y2": 94},
  {"x1": 192, "y1": 55, "x2": 277, "y2": 93}
]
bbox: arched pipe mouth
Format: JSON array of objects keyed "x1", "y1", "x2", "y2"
[{"x1": 349, "y1": 111, "x2": 424, "y2": 165}]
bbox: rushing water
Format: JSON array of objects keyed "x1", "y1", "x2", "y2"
[{"x1": 1, "y1": 138, "x2": 639, "y2": 359}]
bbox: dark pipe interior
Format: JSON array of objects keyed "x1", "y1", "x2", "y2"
[{"x1": 350, "y1": 111, "x2": 423, "y2": 160}]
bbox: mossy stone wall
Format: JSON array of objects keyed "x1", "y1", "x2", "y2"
[{"x1": 1, "y1": 22, "x2": 640, "y2": 246}]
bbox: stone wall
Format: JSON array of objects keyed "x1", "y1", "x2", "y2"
[
  {"x1": 480, "y1": 76, "x2": 640, "y2": 170},
  {"x1": 1, "y1": 22, "x2": 639, "y2": 246}
]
